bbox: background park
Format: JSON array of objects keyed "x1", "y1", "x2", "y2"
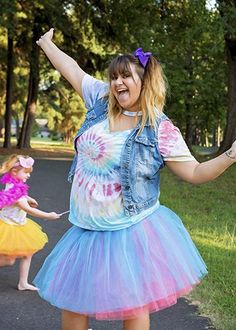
[{"x1": 0, "y1": 1, "x2": 235, "y2": 329}]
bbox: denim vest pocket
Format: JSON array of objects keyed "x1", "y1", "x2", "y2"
[
  {"x1": 134, "y1": 136, "x2": 162, "y2": 174},
  {"x1": 134, "y1": 135, "x2": 156, "y2": 146}
]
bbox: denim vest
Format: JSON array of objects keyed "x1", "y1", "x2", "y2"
[{"x1": 68, "y1": 97, "x2": 167, "y2": 216}]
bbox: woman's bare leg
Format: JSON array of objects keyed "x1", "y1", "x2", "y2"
[
  {"x1": 0, "y1": 255, "x2": 15, "y2": 266},
  {"x1": 123, "y1": 313, "x2": 150, "y2": 330},
  {"x1": 18, "y1": 255, "x2": 38, "y2": 291},
  {"x1": 62, "y1": 310, "x2": 88, "y2": 330}
]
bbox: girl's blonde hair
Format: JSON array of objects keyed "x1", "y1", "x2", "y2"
[
  {"x1": 0, "y1": 154, "x2": 33, "y2": 175},
  {"x1": 107, "y1": 53, "x2": 167, "y2": 132}
]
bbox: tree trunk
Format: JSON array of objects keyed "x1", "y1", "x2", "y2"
[
  {"x1": 184, "y1": 53, "x2": 194, "y2": 149},
  {"x1": 219, "y1": 37, "x2": 236, "y2": 151},
  {"x1": 217, "y1": 122, "x2": 222, "y2": 147},
  {"x1": 12, "y1": 112, "x2": 20, "y2": 139},
  {"x1": 0, "y1": 119, "x2": 4, "y2": 138},
  {"x1": 218, "y1": 0, "x2": 236, "y2": 151},
  {"x1": 17, "y1": 23, "x2": 40, "y2": 149},
  {"x1": 3, "y1": 33, "x2": 14, "y2": 148},
  {"x1": 185, "y1": 104, "x2": 194, "y2": 149}
]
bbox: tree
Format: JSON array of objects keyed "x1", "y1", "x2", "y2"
[
  {"x1": 218, "y1": 0, "x2": 236, "y2": 151},
  {"x1": 3, "y1": 26, "x2": 14, "y2": 147},
  {"x1": 17, "y1": 0, "x2": 76, "y2": 148},
  {"x1": 17, "y1": 15, "x2": 41, "y2": 148},
  {"x1": 0, "y1": 0, "x2": 17, "y2": 148},
  {"x1": 0, "y1": 0, "x2": 230, "y2": 149},
  {"x1": 149, "y1": 1, "x2": 226, "y2": 148}
]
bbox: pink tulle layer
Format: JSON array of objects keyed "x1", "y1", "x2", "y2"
[{"x1": 90, "y1": 284, "x2": 199, "y2": 320}]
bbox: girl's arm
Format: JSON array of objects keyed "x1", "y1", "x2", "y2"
[
  {"x1": 36, "y1": 28, "x2": 86, "y2": 97},
  {"x1": 26, "y1": 196, "x2": 38, "y2": 208},
  {"x1": 16, "y1": 198, "x2": 60, "y2": 220},
  {"x1": 166, "y1": 142, "x2": 236, "y2": 184}
]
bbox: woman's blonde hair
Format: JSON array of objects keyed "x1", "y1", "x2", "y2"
[
  {"x1": 0, "y1": 154, "x2": 33, "y2": 175},
  {"x1": 107, "y1": 53, "x2": 167, "y2": 133}
]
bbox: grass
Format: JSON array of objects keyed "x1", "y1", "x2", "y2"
[
  {"x1": 160, "y1": 166, "x2": 236, "y2": 330},
  {"x1": 0, "y1": 137, "x2": 74, "y2": 158}
]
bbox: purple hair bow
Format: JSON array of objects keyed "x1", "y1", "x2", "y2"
[{"x1": 134, "y1": 47, "x2": 152, "y2": 68}]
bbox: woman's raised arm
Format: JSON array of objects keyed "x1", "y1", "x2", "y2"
[{"x1": 36, "y1": 28, "x2": 86, "y2": 98}]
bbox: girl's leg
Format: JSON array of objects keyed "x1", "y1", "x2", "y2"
[
  {"x1": 18, "y1": 255, "x2": 38, "y2": 291},
  {"x1": 0, "y1": 255, "x2": 15, "y2": 266},
  {"x1": 123, "y1": 312, "x2": 150, "y2": 330},
  {"x1": 62, "y1": 310, "x2": 88, "y2": 330}
]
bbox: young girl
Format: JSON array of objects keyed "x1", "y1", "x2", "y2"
[
  {"x1": 0, "y1": 154, "x2": 60, "y2": 291},
  {"x1": 34, "y1": 29, "x2": 236, "y2": 330}
]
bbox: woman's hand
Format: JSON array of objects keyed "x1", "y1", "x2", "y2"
[
  {"x1": 36, "y1": 28, "x2": 54, "y2": 47},
  {"x1": 225, "y1": 140, "x2": 236, "y2": 161}
]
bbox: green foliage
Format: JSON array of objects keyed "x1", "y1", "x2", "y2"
[
  {"x1": 37, "y1": 70, "x2": 86, "y2": 142},
  {"x1": 151, "y1": 1, "x2": 227, "y2": 137},
  {"x1": 0, "y1": 0, "x2": 234, "y2": 147}
]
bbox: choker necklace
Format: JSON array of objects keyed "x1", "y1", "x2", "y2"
[{"x1": 122, "y1": 110, "x2": 142, "y2": 117}]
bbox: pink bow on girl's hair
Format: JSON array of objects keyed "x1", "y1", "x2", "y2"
[{"x1": 14, "y1": 156, "x2": 34, "y2": 169}]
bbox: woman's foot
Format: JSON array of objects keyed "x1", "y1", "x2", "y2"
[{"x1": 17, "y1": 283, "x2": 39, "y2": 291}]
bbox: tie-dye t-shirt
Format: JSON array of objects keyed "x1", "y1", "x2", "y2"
[{"x1": 69, "y1": 75, "x2": 195, "y2": 231}]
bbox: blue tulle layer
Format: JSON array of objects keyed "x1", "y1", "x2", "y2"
[{"x1": 34, "y1": 205, "x2": 207, "y2": 320}]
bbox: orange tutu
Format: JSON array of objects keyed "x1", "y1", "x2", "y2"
[{"x1": 0, "y1": 218, "x2": 48, "y2": 257}]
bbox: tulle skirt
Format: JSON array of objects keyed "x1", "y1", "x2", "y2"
[
  {"x1": 34, "y1": 206, "x2": 207, "y2": 320},
  {"x1": 0, "y1": 218, "x2": 48, "y2": 257}
]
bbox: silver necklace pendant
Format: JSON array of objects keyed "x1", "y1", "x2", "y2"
[{"x1": 122, "y1": 110, "x2": 142, "y2": 117}]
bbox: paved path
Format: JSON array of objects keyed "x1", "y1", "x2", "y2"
[{"x1": 0, "y1": 159, "x2": 215, "y2": 330}]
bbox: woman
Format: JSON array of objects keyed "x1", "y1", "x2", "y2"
[{"x1": 34, "y1": 28, "x2": 236, "y2": 330}]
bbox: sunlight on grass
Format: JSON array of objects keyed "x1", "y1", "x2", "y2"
[
  {"x1": 0, "y1": 137, "x2": 73, "y2": 148},
  {"x1": 160, "y1": 166, "x2": 236, "y2": 330},
  {"x1": 193, "y1": 227, "x2": 236, "y2": 249},
  {"x1": 0, "y1": 138, "x2": 74, "y2": 159}
]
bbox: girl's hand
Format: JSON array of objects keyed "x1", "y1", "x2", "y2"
[
  {"x1": 36, "y1": 28, "x2": 54, "y2": 47},
  {"x1": 47, "y1": 212, "x2": 61, "y2": 220}
]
